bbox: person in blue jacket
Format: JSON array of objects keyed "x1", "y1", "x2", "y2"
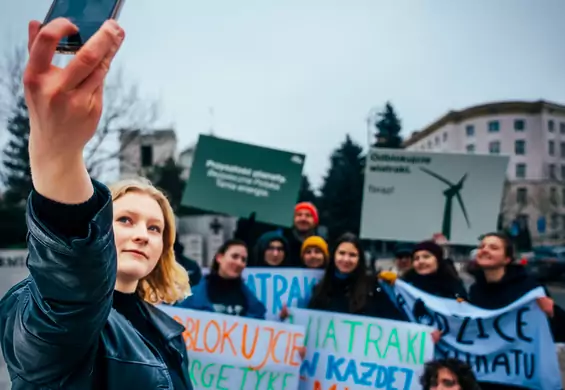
[
  {"x1": 0, "y1": 19, "x2": 193, "y2": 389},
  {"x1": 178, "y1": 239, "x2": 266, "y2": 319}
]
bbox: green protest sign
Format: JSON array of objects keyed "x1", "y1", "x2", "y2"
[{"x1": 181, "y1": 135, "x2": 305, "y2": 227}]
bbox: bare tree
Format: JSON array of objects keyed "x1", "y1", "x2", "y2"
[
  {"x1": 0, "y1": 44, "x2": 159, "y2": 181},
  {"x1": 84, "y1": 68, "x2": 159, "y2": 178}
]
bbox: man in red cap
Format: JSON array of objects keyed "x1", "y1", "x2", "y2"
[
  {"x1": 233, "y1": 201, "x2": 321, "y2": 266},
  {"x1": 283, "y1": 202, "x2": 320, "y2": 264}
]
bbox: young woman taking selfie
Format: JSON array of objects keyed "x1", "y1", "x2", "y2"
[{"x1": 0, "y1": 18, "x2": 193, "y2": 389}]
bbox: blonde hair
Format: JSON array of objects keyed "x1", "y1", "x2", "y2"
[{"x1": 109, "y1": 177, "x2": 191, "y2": 304}]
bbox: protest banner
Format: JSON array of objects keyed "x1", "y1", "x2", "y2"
[
  {"x1": 161, "y1": 306, "x2": 305, "y2": 390},
  {"x1": 290, "y1": 308, "x2": 434, "y2": 390},
  {"x1": 393, "y1": 280, "x2": 562, "y2": 389},
  {"x1": 200, "y1": 267, "x2": 323, "y2": 321},
  {"x1": 245, "y1": 268, "x2": 323, "y2": 320},
  {"x1": 360, "y1": 149, "x2": 509, "y2": 245},
  {"x1": 181, "y1": 135, "x2": 305, "y2": 227}
]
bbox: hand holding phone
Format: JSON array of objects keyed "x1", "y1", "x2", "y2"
[
  {"x1": 44, "y1": 0, "x2": 125, "y2": 53},
  {"x1": 25, "y1": 18, "x2": 125, "y2": 201}
]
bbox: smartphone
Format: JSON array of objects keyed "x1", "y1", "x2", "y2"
[{"x1": 43, "y1": 0, "x2": 126, "y2": 54}]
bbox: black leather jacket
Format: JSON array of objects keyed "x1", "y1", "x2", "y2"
[{"x1": 0, "y1": 182, "x2": 193, "y2": 389}]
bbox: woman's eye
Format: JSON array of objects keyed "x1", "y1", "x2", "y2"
[
  {"x1": 117, "y1": 216, "x2": 132, "y2": 224},
  {"x1": 148, "y1": 225, "x2": 162, "y2": 233}
]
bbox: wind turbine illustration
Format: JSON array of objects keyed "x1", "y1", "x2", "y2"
[{"x1": 420, "y1": 167, "x2": 471, "y2": 240}]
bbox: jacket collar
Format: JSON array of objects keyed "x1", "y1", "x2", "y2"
[{"x1": 141, "y1": 300, "x2": 185, "y2": 341}]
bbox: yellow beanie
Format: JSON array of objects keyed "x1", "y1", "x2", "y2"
[{"x1": 301, "y1": 236, "x2": 329, "y2": 259}]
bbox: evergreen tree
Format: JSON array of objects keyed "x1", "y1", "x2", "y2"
[
  {"x1": 148, "y1": 157, "x2": 185, "y2": 211},
  {"x1": 373, "y1": 102, "x2": 403, "y2": 148},
  {"x1": 319, "y1": 135, "x2": 365, "y2": 241},
  {"x1": 297, "y1": 175, "x2": 317, "y2": 205},
  {"x1": 2, "y1": 96, "x2": 32, "y2": 204}
]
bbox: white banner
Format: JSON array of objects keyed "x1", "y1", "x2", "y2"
[
  {"x1": 160, "y1": 305, "x2": 305, "y2": 390},
  {"x1": 393, "y1": 280, "x2": 562, "y2": 389},
  {"x1": 290, "y1": 308, "x2": 434, "y2": 390}
]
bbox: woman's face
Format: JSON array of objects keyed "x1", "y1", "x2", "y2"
[
  {"x1": 334, "y1": 242, "x2": 359, "y2": 274},
  {"x1": 113, "y1": 192, "x2": 165, "y2": 288},
  {"x1": 264, "y1": 240, "x2": 285, "y2": 266},
  {"x1": 217, "y1": 245, "x2": 247, "y2": 279},
  {"x1": 476, "y1": 235, "x2": 509, "y2": 269},
  {"x1": 412, "y1": 250, "x2": 439, "y2": 275},
  {"x1": 303, "y1": 246, "x2": 325, "y2": 268}
]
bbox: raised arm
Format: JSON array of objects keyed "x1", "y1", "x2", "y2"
[{"x1": 0, "y1": 18, "x2": 125, "y2": 385}]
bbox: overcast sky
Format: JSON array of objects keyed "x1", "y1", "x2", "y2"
[{"x1": 1, "y1": 0, "x2": 564, "y2": 187}]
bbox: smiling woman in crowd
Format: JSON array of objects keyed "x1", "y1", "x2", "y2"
[
  {"x1": 402, "y1": 240, "x2": 467, "y2": 300},
  {"x1": 468, "y1": 232, "x2": 565, "y2": 390},
  {"x1": 306, "y1": 233, "x2": 406, "y2": 320},
  {"x1": 178, "y1": 239, "x2": 266, "y2": 319},
  {"x1": 300, "y1": 235, "x2": 329, "y2": 269}
]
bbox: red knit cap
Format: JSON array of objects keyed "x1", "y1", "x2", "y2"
[{"x1": 294, "y1": 202, "x2": 319, "y2": 225}]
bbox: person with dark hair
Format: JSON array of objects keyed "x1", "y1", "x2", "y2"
[
  {"x1": 173, "y1": 236, "x2": 202, "y2": 286},
  {"x1": 305, "y1": 233, "x2": 406, "y2": 320},
  {"x1": 177, "y1": 239, "x2": 265, "y2": 319},
  {"x1": 468, "y1": 232, "x2": 565, "y2": 390},
  {"x1": 420, "y1": 358, "x2": 481, "y2": 390},
  {"x1": 250, "y1": 230, "x2": 291, "y2": 267},
  {"x1": 401, "y1": 240, "x2": 467, "y2": 300}
]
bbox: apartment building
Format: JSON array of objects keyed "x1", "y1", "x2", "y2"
[{"x1": 404, "y1": 100, "x2": 565, "y2": 245}]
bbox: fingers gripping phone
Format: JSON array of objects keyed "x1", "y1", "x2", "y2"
[{"x1": 44, "y1": 0, "x2": 126, "y2": 54}]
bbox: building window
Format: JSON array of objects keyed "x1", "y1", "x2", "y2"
[
  {"x1": 140, "y1": 145, "x2": 153, "y2": 167},
  {"x1": 466, "y1": 144, "x2": 475, "y2": 153},
  {"x1": 548, "y1": 119, "x2": 555, "y2": 132},
  {"x1": 465, "y1": 125, "x2": 475, "y2": 137},
  {"x1": 514, "y1": 119, "x2": 525, "y2": 131},
  {"x1": 560, "y1": 122, "x2": 565, "y2": 134},
  {"x1": 562, "y1": 165, "x2": 565, "y2": 180},
  {"x1": 517, "y1": 188, "x2": 528, "y2": 205},
  {"x1": 549, "y1": 164, "x2": 556, "y2": 179},
  {"x1": 489, "y1": 141, "x2": 500, "y2": 154},
  {"x1": 550, "y1": 187, "x2": 558, "y2": 206},
  {"x1": 549, "y1": 140, "x2": 555, "y2": 156},
  {"x1": 443, "y1": 132, "x2": 448, "y2": 142},
  {"x1": 488, "y1": 121, "x2": 500, "y2": 133},
  {"x1": 561, "y1": 142, "x2": 565, "y2": 158},
  {"x1": 516, "y1": 163, "x2": 526, "y2": 179},
  {"x1": 428, "y1": 140, "x2": 432, "y2": 148},
  {"x1": 563, "y1": 188, "x2": 565, "y2": 207},
  {"x1": 435, "y1": 136, "x2": 440, "y2": 145},
  {"x1": 551, "y1": 213, "x2": 559, "y2": 230},
  {"x1": 514, "y1": 140, "x2": 526, "y2": 155}
]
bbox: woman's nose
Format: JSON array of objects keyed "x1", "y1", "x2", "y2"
[{"x1": 132, "y1": 226, "x2": 149, "y2": 242}]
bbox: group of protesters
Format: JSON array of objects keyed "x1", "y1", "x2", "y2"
[
  {"x1": 0, "y1": 15, "x2": 562, "y2": 390},
  {"x1": 173, "y1": 199, "x2": 565, "y2": 390}
]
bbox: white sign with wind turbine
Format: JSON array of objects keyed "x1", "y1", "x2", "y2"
[{"x1": 360, "y1": 149, "x2": 509, "y2": 245}]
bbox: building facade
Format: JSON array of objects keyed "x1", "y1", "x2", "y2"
[
  {"x1": 119, "y1": 129, "x2": 177, "y2": 179},
  {"x1": 404, "y1": 100, "x2": 565, "y2": 245}
]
